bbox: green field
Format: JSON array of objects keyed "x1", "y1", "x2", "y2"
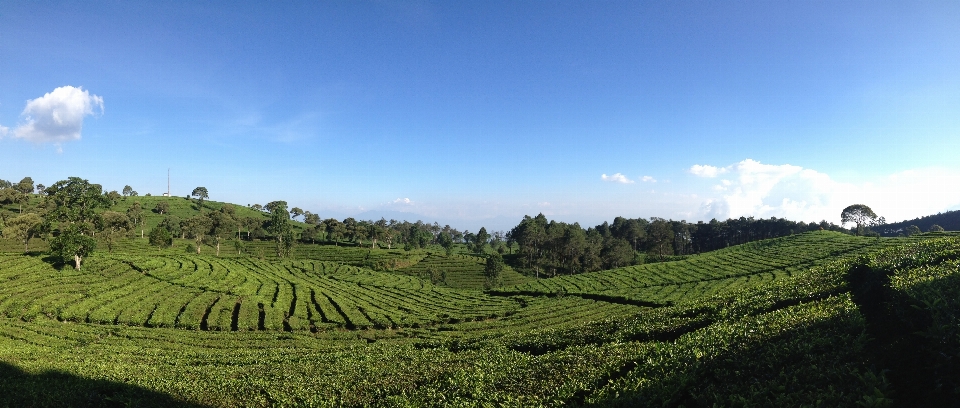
[{"x1": 1, "y1": 230, "x2": 959, "y2": 406}]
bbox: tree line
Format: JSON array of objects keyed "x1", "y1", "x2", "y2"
[
  {"x1": 0, "y1": 176, "x2": 879, "y2": 277},
  {"x1": 505, "y1": 213, "x2": 848, "y2": 278}
]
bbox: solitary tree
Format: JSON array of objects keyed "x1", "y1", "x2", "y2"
[
  {"x1": 45, "y1": 177, "x2": 109, "y2": 270},
  {"x1": 475, "y1": 227, "x2": 490, "y2": 254},
  {"x1": 148, "y1": 225, "x2": 173, "y2": 251},
  {"x1": 290, "y1": 207, "x2": 304, "y2": 221},
  {"x1": 126, "y1": 202, "x2": 145, "y2": 238},
  {"x1": 154, "y1": 200, "x2": 170, "y2": 215},
  {"x1": 15, "y1": 177, "x2": 34, "y2": 195},
  {"x1": 99, "y1": 211, "x2": 131, "y2": 252},
  {"x1": 266, "y1": 201, "x2": 293, "y2": 257},
  {"x1": 3, "y1": 212, "x2": 43, "y2": 253},
  {"x1": 929, "y1": 224, "x2": 945, "y2": 232},
  {"x1": 840, "y1": 204, "x2": 879, "y2": 236},
  {"x1": 191, "y1": 187, "x2": 209, "y2": 211},
  {"x1": 484, "y1": 252, "x2": 505, "y2": 289},
  {"x1": 905, "y1": 225, "x2": 921, "y2": 236},
  {"x1": 122, "y1": 185, "x2": 134, "y2": 197},
  {"x1": 182, "y1": 215, "x2": 212, "y2": 254}
]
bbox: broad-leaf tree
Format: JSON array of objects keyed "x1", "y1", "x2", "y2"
[
  {"x1": 182, "y1": 215, "x2": 212, "y2": 254},
  {"x1": 3, "y1": 212, "x2": 43, "y2": 253},
  {"x1": 148, "y1": 225, "x2": 173, "y2": 251},
  {"x1": 122, "y1": 185, "x2": 134, "y2": 197},
  {"x1": 15, "y1": 177, "x2": 34, "y2": 195},
  {"x1": 191, "y1": 187, "x2": 209, "y2": 212},
  {"x1": 290, "y1": 207, "x2": 304, "y2": 221},
  {"x1": 126, "y1": 202, "x2": 145, "y2": 238},
  {"x1": 153, "y1": 200, "x2": 169, "y2": 215},
  {"x1": 475, "y1": 227, "x2": 490, "y2": 254},
  {"x1": 50, "y1": 223, "x2": 97, "y2": 270},
  {"x1": 840, "y1": 204, "x2": 878, "y2": 236},
  {"x1": 266, "y1": 201, "x2": 293, "y2": 257},
  {"x1": 99, "y1": 211, "x2": 131, "y2": 252},
  {"x1": 45, "y1": 177, "x2": 109, "y2": 270},
  {"x1": 484, "y1": 252, "x2": 505, "y2": 289},
  {"x1": 207, "y1": 207, "x2": 237, "y2": 256}
]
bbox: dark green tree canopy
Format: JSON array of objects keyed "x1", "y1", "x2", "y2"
[
  {"x1": 45, "y1": 177, "x2": 109, "y2": 225},
  {"x1": 191, "y1": 187, "x2": 209, "y2": 210},
  {"x1": 841, "y1": 204, "x2": 879, "y2": 236}
]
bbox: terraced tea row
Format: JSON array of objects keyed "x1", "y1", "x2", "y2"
[
  {"x1": 0, "y1": 254, "x2": 521, "y2": 331},
  {"x1": 0, "y1": 247, "x2": 884, "y2": 406},
  {"x1": 494, "y1": 231, "x2": 916, "y2": 303},
  {"x1": 394, "y1": 253, "x2": 530, "y2": 289}
]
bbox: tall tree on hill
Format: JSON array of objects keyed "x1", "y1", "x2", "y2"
[
  {"x1": 191, "y1": 187, "x2": 209, "y2": 212},
  {"x1": 122, "y1": 185, "x2": 134, "y2": 197},
  {"x1": 484, "y1": 252, "x2": 505, "y2": 289},
  {"x1": 15, "y1": 177, "x2": 34, "y2": 196},
  {"x1": 266, "y1": 201, "x2": 293, "y2": 257},
  {"x1": 290, "y1": 207, "x2": 304, "y2": 221},
  {"x1": 159, "y1": 215, "x2": 181, "y2": 239},
  {"x1": 303, "y1": 211, "x2": 320, "y2": 226},
  {"x1": 126, "y1": 201, "x2": 145, "y2": 238},
  {"x1": 367, "y1": 222, "x2": 384, "y2": 249},
  {"x1": 475, "y1": 227, "x2": 490, "y2": 254},
  {"x1": 0, "y1": 189, "x2": 28, "y2": 214},
  {"x1": 183, "y1": 215, "x2": 212, "y2": 254},
  {"x1": 148, "y1": 225, "x2": 173, "y2": 251},
  {"x1": 207, "y1": 207, "x2": 237, "y2": 256},
  {"x1": 438, "y1": 231, "x2": 454, "y2": 256},
  {"x1": 324, "y1": 218, "x2": 344, "y2": 246},
  {"x1": 153, "y1": 200, "x2": 169, "y2": 215},
  {"x1": 45, "y1": 177, "x2": 109, "y2": 270},
  {"x1": 99, "y1": 211, "x2": 131, "y2": 253},
  {"x1": 647, "y1": 218, "x2": 674, "y2": 261},
  {"x1": 840, "y1": 204, "x2": 879, "y2": 236},
  {"x1": 3, "y1": 212, "x2": 43, "y2": 253}
]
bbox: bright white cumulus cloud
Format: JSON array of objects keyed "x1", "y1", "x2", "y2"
[
  {"x1": 694, "y1": 159, "x2": 960, "y2": 224},
  {"x1": 689, "y1": 164, "x2": 727, "y2": 178},
  {"x1": 601, "y1": 173, "x2": 634, "y2": 184},
  {"x1": 9, "y1": 86, "x2": 103, "y2": 143}
]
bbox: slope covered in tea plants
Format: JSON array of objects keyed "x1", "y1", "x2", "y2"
[{"x1": 0, "y1": 233, "x2": 958, "y2": 406}]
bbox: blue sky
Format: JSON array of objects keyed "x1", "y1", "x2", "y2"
[{"x1": 2, "y1": 1, "x2": 960, "y2": 231}]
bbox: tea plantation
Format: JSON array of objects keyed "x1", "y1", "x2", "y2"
[{"x1": 1, "y1": 231, "x2": 958, "y2": 406}]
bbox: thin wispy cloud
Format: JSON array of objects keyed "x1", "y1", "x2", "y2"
[
  {"x1": 601, "y1": 173, "x2": 634, "y2": 184},
  {"x1": 641, "y1": 176, "x2": 656, "y2": 183}
]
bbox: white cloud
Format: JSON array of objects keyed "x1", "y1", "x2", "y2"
[
  {"x1": 641, "y1": 176, "x2": 657, "y2": 183},
  {"x1": 393, "y1": 198, "x2": 413, "y2": 204},
  {"x1": 601, "y1": 173, "x2": 634, "y2": 184},
  {"x1": 0, "y1": 125, "x2": 8, "y2": 137},
  {"x1": 694, "y1": 159, "x2": 960, "y2": 224},
  {"x1": 11, "y1": 86, "x2": 103, "y2": 144},
  {"x1": 689, "y1": 164, "x2": 728, "y2": 178}
]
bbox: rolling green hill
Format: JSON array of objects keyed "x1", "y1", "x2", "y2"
[{"x1": 1, "y1": 224, "x2": 959, "y2": 405}]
